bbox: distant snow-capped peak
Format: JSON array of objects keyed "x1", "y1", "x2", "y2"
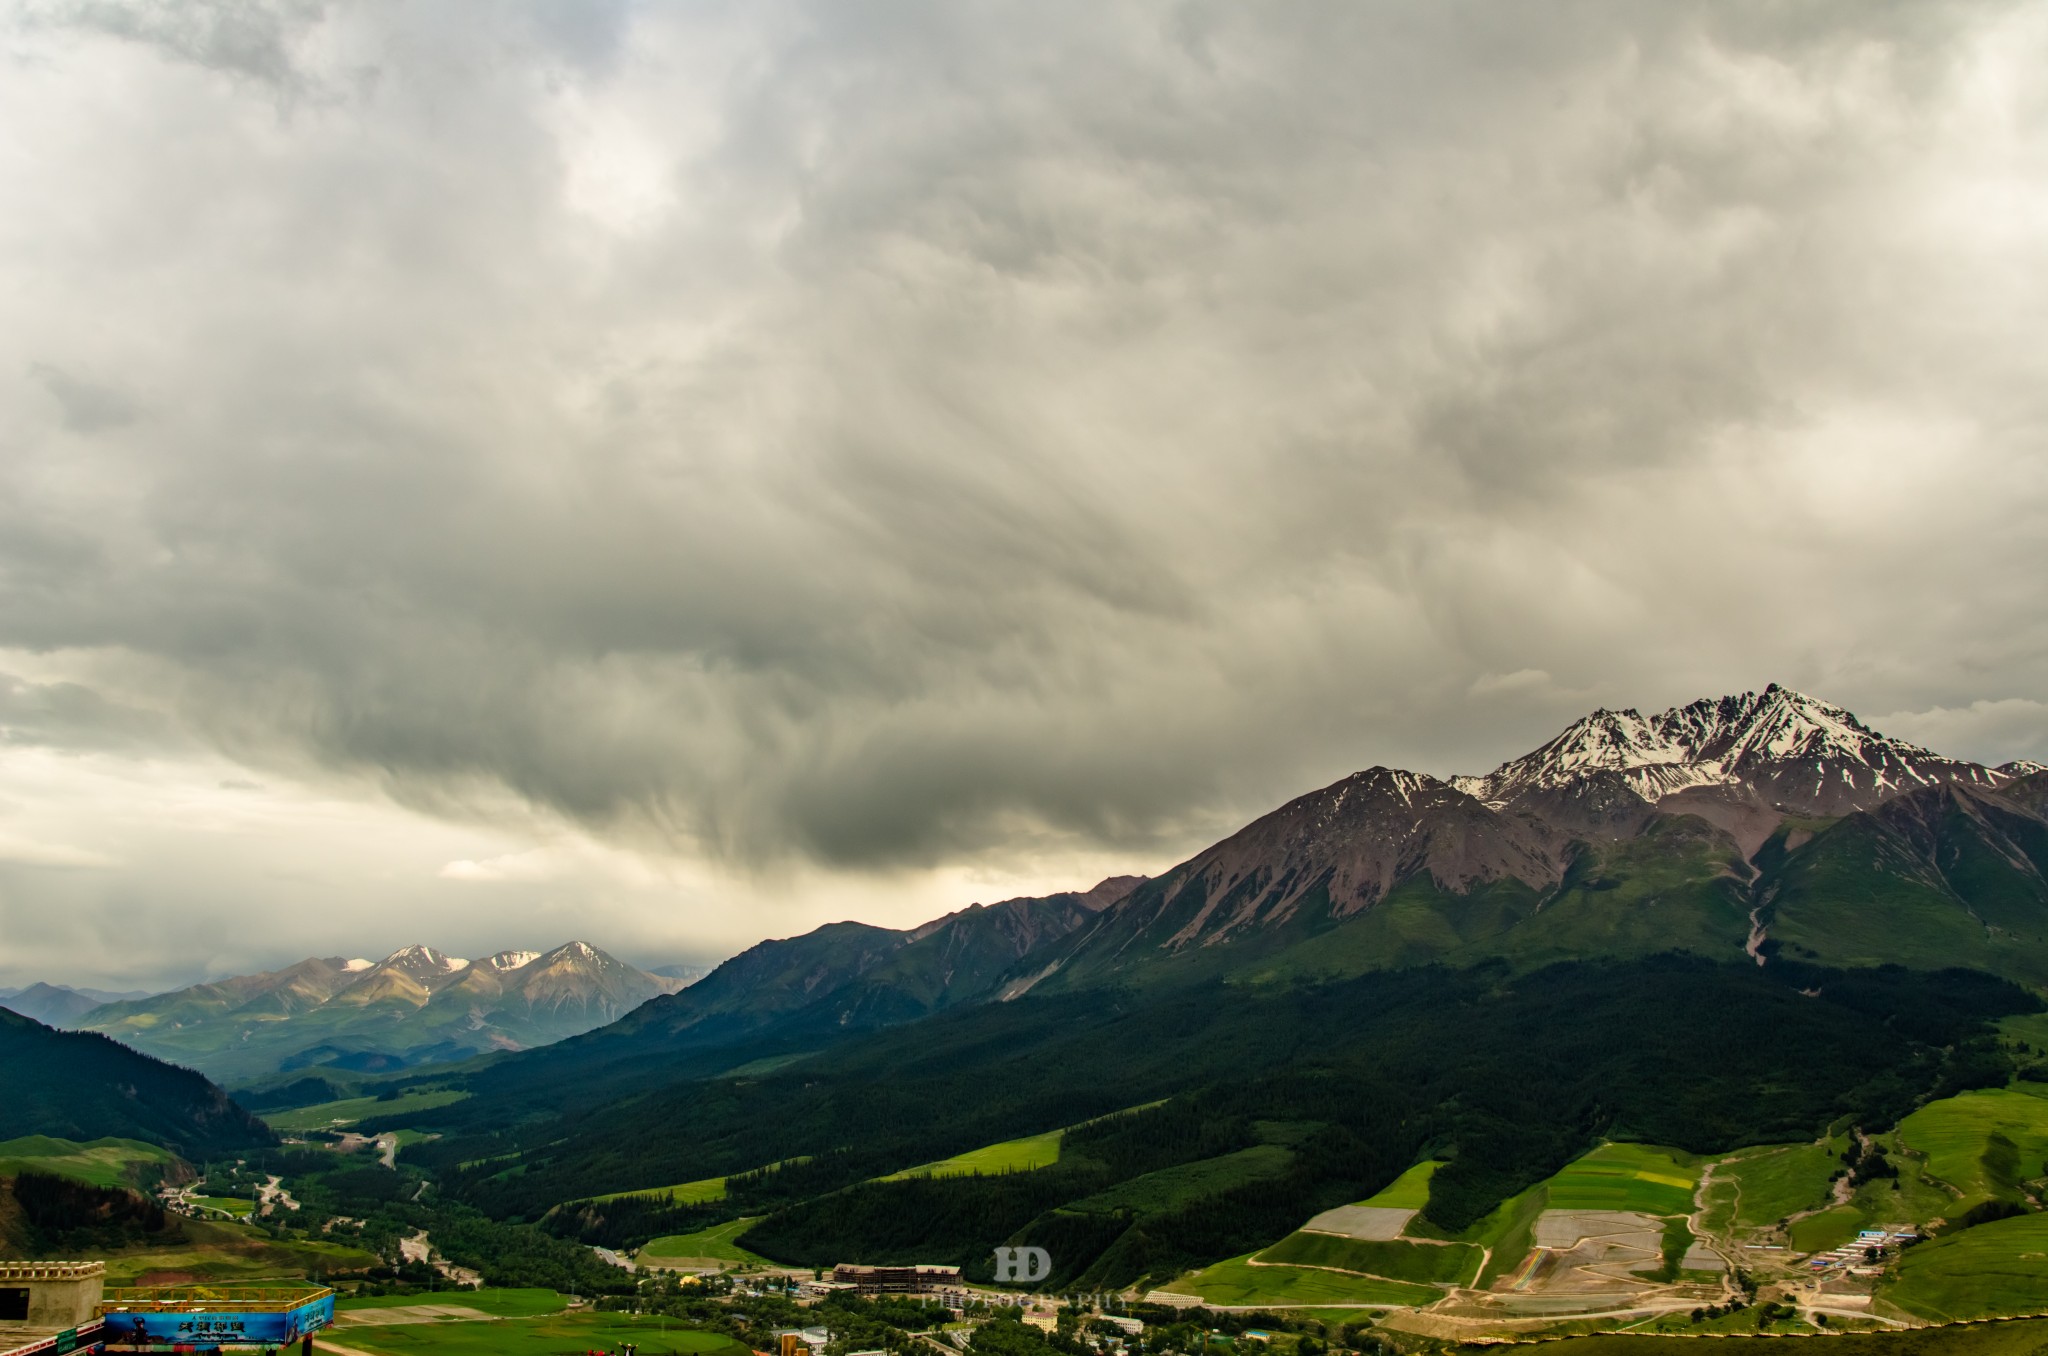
[
  {"x1": 380, "y1": 944, "x2": 469, "y2": 972},
  {"x1": 485, "y1": 950, "x2": 541, "y2": 971},
  {"x1": 341, "y1": 958, "x2": 373, "y2": 972}
]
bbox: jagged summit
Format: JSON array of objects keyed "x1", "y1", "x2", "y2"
[
  {"x1": 1454, "y1": 684, "x2": 1996, "y2": 815},
  {"x1": 379, "y1": 944, "x2": 471, "y2": 975}
]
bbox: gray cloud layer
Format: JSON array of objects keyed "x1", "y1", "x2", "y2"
[{"x1": 3, "y1": 0, "x2": 2046, "y2": 898}]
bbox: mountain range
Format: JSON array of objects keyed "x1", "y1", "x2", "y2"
[
  {"x1": 434, "y1": 684, "x2": 2048, "y2": 1109},
  {"x1": 74, "y1": 941, "x2": 684, "y2": 1085}
]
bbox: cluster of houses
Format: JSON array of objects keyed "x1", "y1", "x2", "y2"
[{"x1": 1805, "y1": 1229, "x2": 1915, "y2": 1277}]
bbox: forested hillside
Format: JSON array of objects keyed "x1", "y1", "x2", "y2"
[{"x1": 0, "y1": 1009, "x2": 273, "y2": 1156}]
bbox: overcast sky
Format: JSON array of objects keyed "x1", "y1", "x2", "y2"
[{"x1": 3, "y1": 1, "x2": 2046, "y2": 991}]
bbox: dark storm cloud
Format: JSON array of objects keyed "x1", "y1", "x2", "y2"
[{"x1": 1, "y1": 0, "x2": 2044, "y2": 876}]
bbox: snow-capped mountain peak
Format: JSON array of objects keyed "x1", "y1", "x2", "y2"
[
  {"x1": 1457, "y1": 684, "x2": 1991, "y2": 813},
  {"x1": 485, "y1": 950, "x2": 541, "y2": 972},
  {"x1": 379, "y1": 944, "x2": 469, "y2": 973},
  {"x1": 341, "y1": 958, "x2": 373, "y2": 972}
]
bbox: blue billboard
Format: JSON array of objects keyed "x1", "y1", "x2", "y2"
[{"x1": 99, "y1": 1292, "x2": 333, "y2": 1349}]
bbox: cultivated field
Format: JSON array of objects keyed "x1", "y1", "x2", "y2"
[{"x1": 1544, "y1": 1143, "x2": 1700, "y2": 1217}]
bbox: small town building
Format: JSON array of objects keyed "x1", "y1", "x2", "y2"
[
  {"x1": 0, "y1": 1262, "x2": 106, "y2": 1356},
  {"x1": 830, "y1": 1265, "x2": 963, "y2": 1295}
]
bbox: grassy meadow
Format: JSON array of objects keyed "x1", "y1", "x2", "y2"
[
  {"x1": 337, "y1": 1288, "x2": 565, "y2": 1317},
  {"x1": 1879, "y1": 1212, "x2": 2048, "y2": 1322},
  {"x1": 331, "y1": 1310, "x2": 747, "y2": 1356},
  {"x1": 263, "y1": 1089, "x2": 470, "y2": 1134},
  {"x1": 96, "y1": 1218, "x2": 378, "y2": 1284},
  {"x1": 591, "y1": 1174, "x2": 729, "y2": 1206},
  {"x1": 0, "y1": 1135, "x2": 175, "y2": 1189},
  {"x1": 639, "y1": 1217, "x2": 769, "y2": 1269},
  {"x1": 1168, "y1": 1252, "x2": 1441, "y2": 1308},
  {"x1": 1893, "y1": 1086, "x2": 2048, "y2": 1214},
  {"x1": 1255, "y1": 1232, "x2": 1479, "y2": 1285},
  {"x1": 1357, "y1": 1160, "x2": 1442, "y2": 1209},
  {"x1": 1505, "y1": 1317, "x2": 2048, "y2": 1356},
  {"x1": 880, "y1": 1128, "x2": 1064, "y2": 1181}
]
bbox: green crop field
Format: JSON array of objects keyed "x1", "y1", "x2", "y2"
[
  {"x1": 1069, "y1": 1145, "x2": 1293, "y2": 1214},
  {"x1": 1895, "y1": 1088, "x2": 2048, "y2": 1212},
  {"x1": 1169, "y1": 1254, "x2": 1441, "y2": 1308},
  {"x1": 332, "y1": 1310, "x2": 748, "y2": 1356},
  {"x1": 338, "y1": 1289, "x2": 565, "y2": 1317},
  {"x1": 1255, "y1": 1232, "x2": 1479, "y2": 1286},
  {"x1": 881, "y1": 1128, "x2": 1063, "y2": 1180},
  {"x1": 1880, "y1": 1212, "x2": 2048, "y2": 1322},
  {"x1": 640, "y1": 1217, "x2": 769, "y2": 1268},
  {"x1": 263, "y1": 1089, "x2": 470, "y2": 1133},
  {"x1": 1714, "y1": 1141, "x2": 1840, "y2": 1228},
  {"x1": 1359, "y1": 1160, "x2": 1442, "y2": 1209},
  {"x1": 0, "y1": 1135, "x2": 176, "y2": 1189},
  {"x1": 1511, "y1": 1317, "x2": 2048, "y2": 1356},
  {"x1": 1545, "y1": 1143, "x2": 1700, "y2": 1216},
  {"x1": 187, "y1": 1194, "x2": 255, "y2": 1218}
]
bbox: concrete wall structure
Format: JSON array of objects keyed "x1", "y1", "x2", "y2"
[{"x1": 0, "y1": 1263, "x2": 105, "y2": 1331}]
